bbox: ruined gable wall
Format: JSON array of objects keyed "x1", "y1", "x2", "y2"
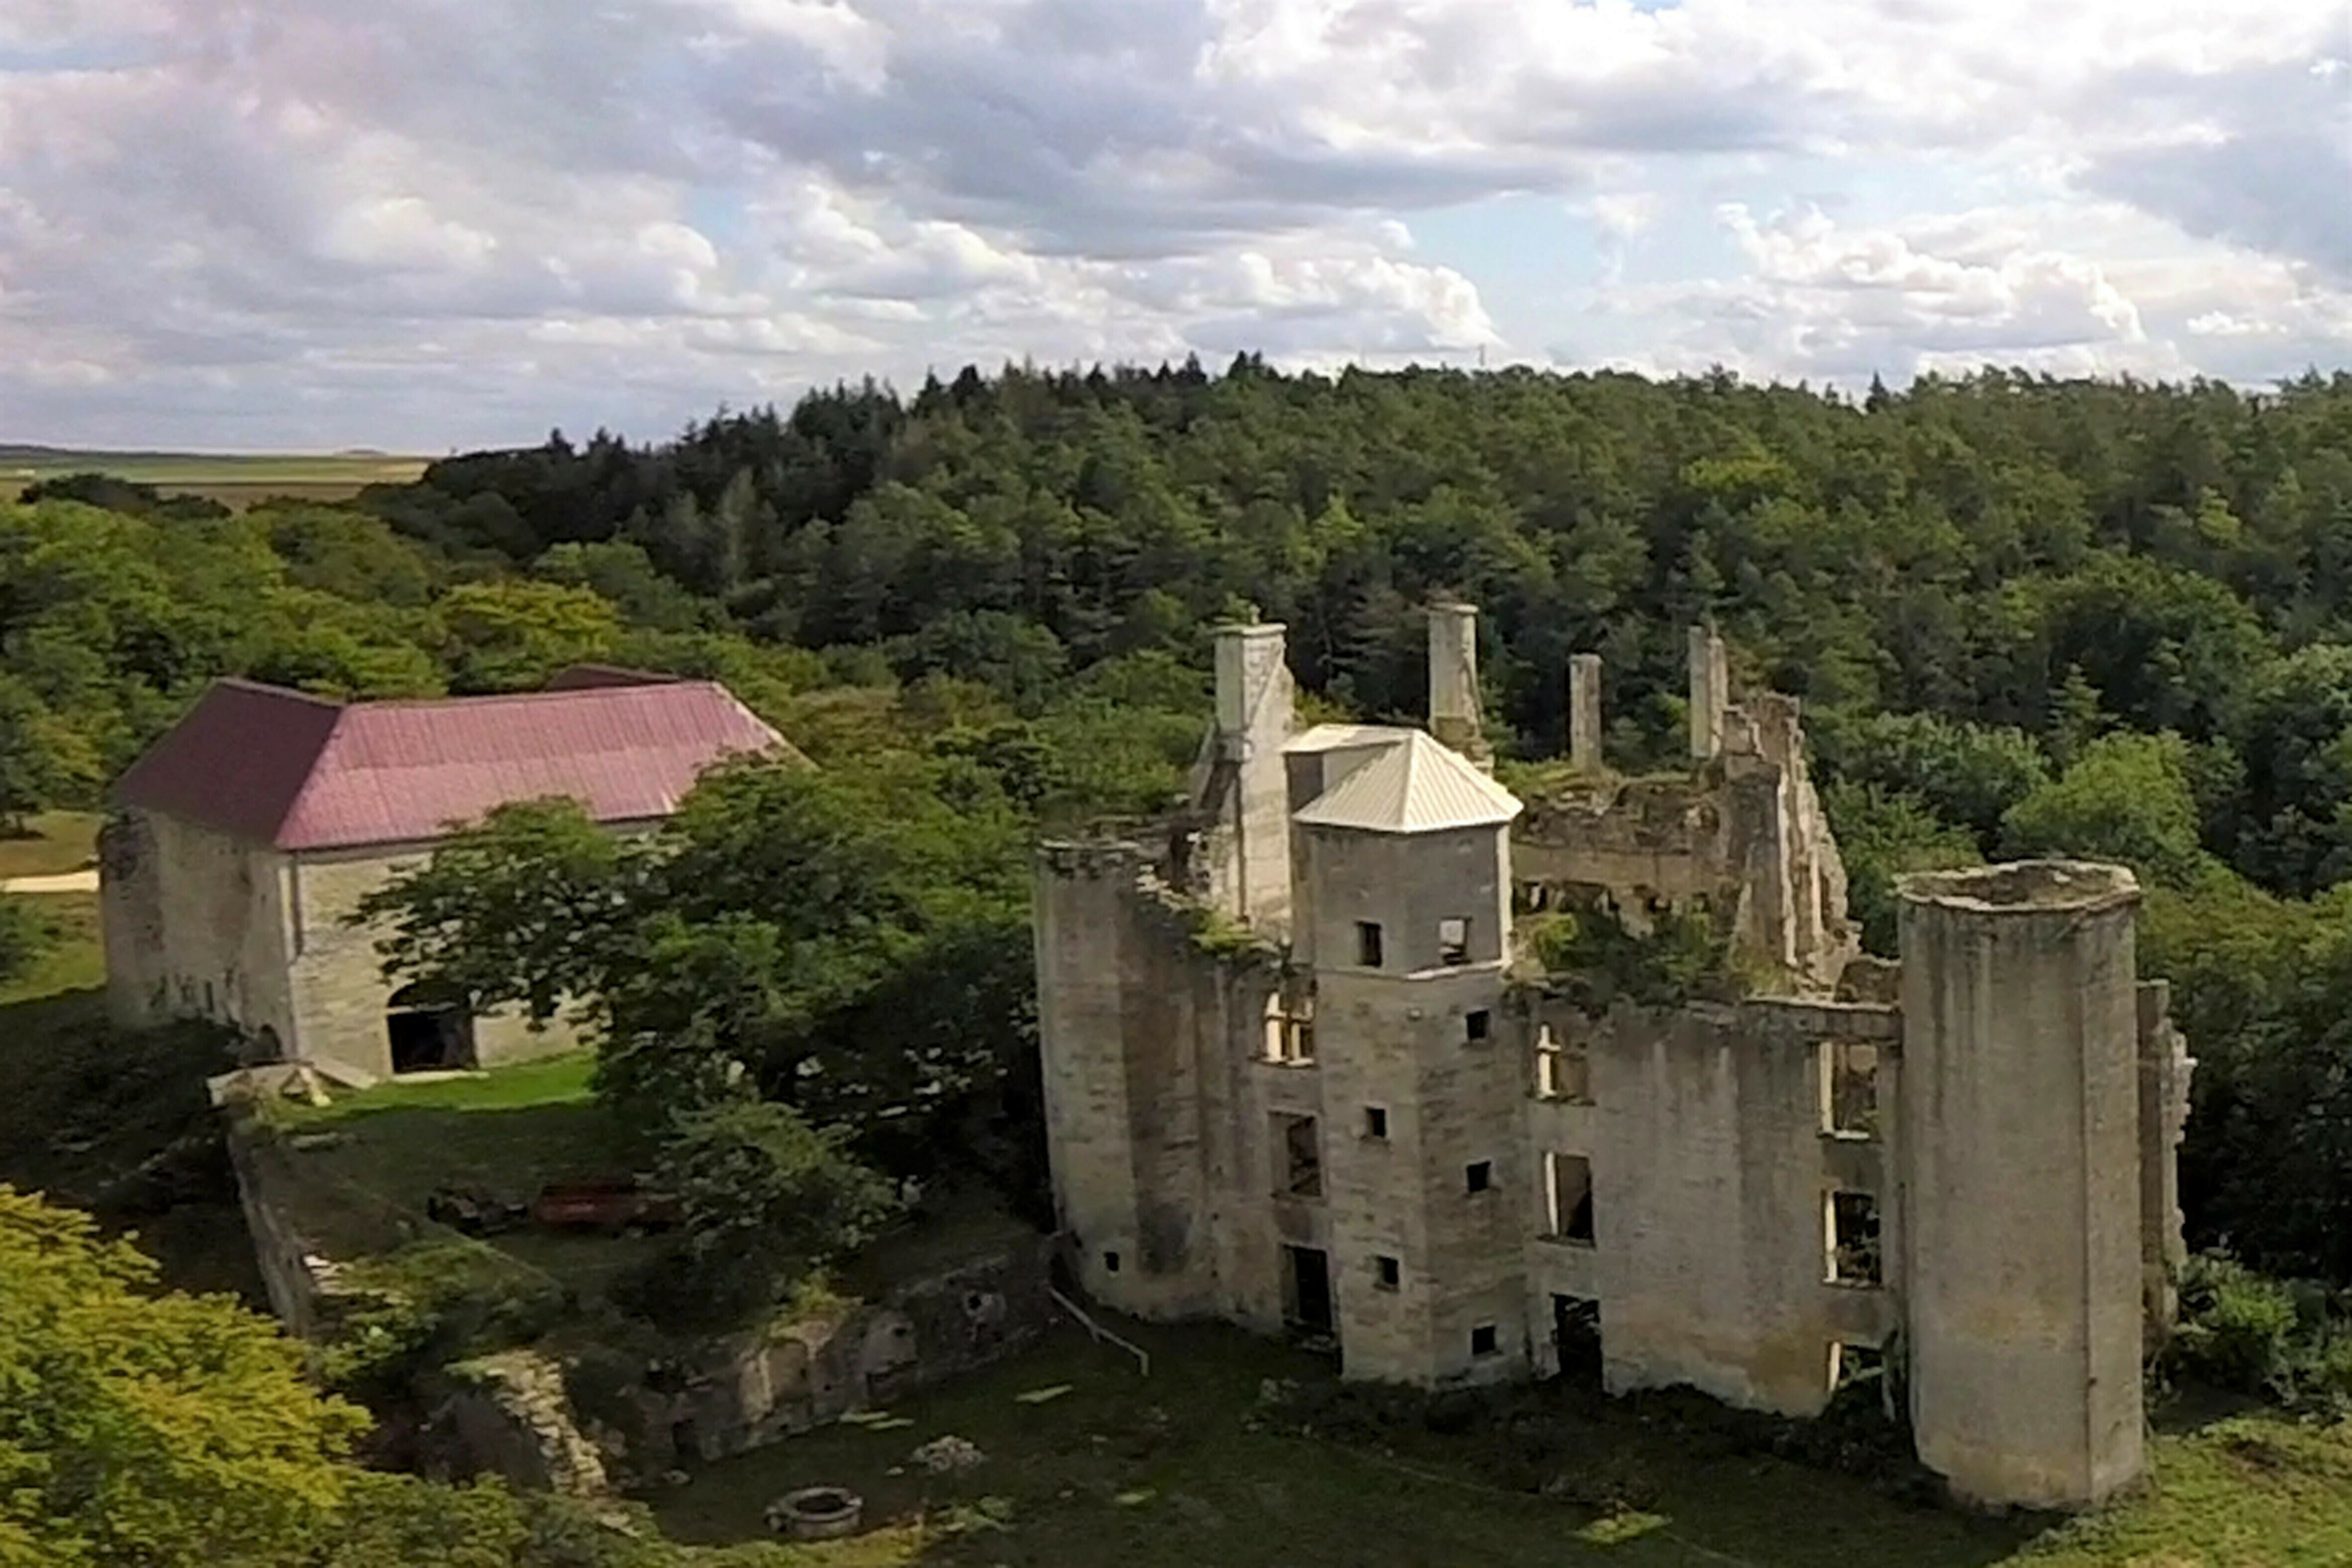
[
  {"x1": 1034, "y1": 842, "x2": 1288, "y2": 1327},
  {"x1": 100, "y1": 809, "x2": 300, "y2": 1049},
  {"x1": 1508, "y1": 705, "x2": 1857, "y2": 995},
  {"x1": 99, "y1": 811, "x2": 168, "y2": 1029},
  {"x1": 1517, "y1": 992, "x2": 1899, "y2": 1416}
]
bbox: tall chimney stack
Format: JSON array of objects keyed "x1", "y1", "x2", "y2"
[
  {"x1": 1688, "y1": 625, "x2": 1728, "y2": 762},
  {"x1": 1428, "y1": 599, "x2": 1490, "y2": 768},
  {"x1": 1568, "y1": 654, "x2": 1603, "y2": 771},
  {"x1": 1210, "y1": 621, "x2": 1296, "y2": 927}
]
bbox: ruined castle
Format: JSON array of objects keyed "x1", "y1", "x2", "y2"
[{"x1": 1033, "y1": 606, "x2": 2194, "y2": 1511}]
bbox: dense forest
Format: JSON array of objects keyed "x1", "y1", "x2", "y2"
[{"x1": 11, "y1": 360, "x2": 2352, "y2": 1300}]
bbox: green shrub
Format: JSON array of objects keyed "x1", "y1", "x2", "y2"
[
  {"x1": 319, "y1": 1238, "x2": 569, "y2": 1403},
  {"x1": 1533, "y1": 905, "x2": 1733, "y2": 1009},
  {"x1": 0, "y1": 892, "x2": 55, "y2": 985},
  {"x1": 2168, "y1": 1253, "x2": 2352, "y2": 1412}
]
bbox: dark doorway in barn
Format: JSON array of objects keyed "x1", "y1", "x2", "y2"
[{"x1": 386, "y1": 984, "x2": 476, "y2": 1073}]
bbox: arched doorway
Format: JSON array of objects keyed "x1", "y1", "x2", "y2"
[{"x1": 385, "y1": 985, "x2": 476, "y2": 1074}]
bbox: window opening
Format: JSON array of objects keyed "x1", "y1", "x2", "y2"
[
  {"x1": 1534, "y1": 1023, "x2": 1592, "y2": 1103},
  {"x1": 1275, "y1": 1114, "x2": 1322, "y2": 1198},
  {"x1": 1465, "y1": 1160, "x2": 1493, "y2": 1194},
  {"x1": 1552, "y1": 1295, "x2": 1602, "y2": 1384},
  {"x1": 1437, "y1": 917, "x2": 1470, "y2": 965},
  {"x1": 1545, "y1": 1152, "x2": 1595, "y2": 1244},
  {"x1": 1264, "y1": 993, "x2": 1316, "y2": 1064},
  {"x1": 1820, "y1": 1040, "x2": 1880, "y2": 1139},
  {"x1": 1465, "y1": 1008, "x2": 1491, "y2": 1043},
  {"x1": 1828, "y1": 1340, "x2": 1885, "y2": 1396},
  {"x1": 1356, "y1": 921, "x2": 1385, "y2": 968},
  {"x1": 1470, "y1": 1324, "x2": 1499, "y2": 1357},
  {"x1": 1104, "y1": 1250, "x2": 1121, "y2": 1273},
  {"x1": 1827, "y1": 1191, "x2": 1882, "y2": 1286},
  {"x1": 1375, "y1": 1255, "x2": 1401, "y2": 1291},
  {"x1": 1364, "y1": 1106, "x2": 1389, "y2": 1139}
]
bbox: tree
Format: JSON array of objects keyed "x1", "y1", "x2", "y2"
[
  {"x1": 0, "y1": 894, "x2": 55, "y2": 987},
  {"x1": 627, "y1": 1099, "x2": 901, "y2": 1325},
  {"x1": 436, "y1": 580, "x2": 622, "y2": 692},
  {"x1": 0, "y1": 1187, "x2": 369, "y2": 1567},
  {"x1": 2001, "y1": 730, "x2": 2209, "y2": 887},
  {"x1": 0, "y1": 675, "x2": 93, "y2": 828},
  {"x1": 1812, "y1": 709, "x2": 2051, "y2": 847},
  {"x1": 353, "y1": 798, "x2": 642, "y2": 1026},
  {"x1": 2232, "y1": 642, "x2": 2352, "y2": 895},
  {"x1": 1820, "y1": 783, "x2": 1981, "y2": 956}
]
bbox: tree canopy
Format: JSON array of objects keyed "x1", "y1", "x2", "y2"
[{"x1": 0, "y1": 1186, "x2": 369, "y2": 1567}]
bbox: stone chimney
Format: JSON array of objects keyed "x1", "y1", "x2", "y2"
[
  {"x1": 1428, "y1": 599, "x2": 1488, "y2": 767},
  {"x1": 1688, "y1": 625, "x2": 1728, "y2": 762},
  {"x1": 1568, "y1": 653, "x2": 1603, "y2": 771},
  {"x1": 1209, "y1": 621, "x2": 1295, "y2": 928}
]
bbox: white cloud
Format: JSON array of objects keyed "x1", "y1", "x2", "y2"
[{"x1": 0, "y1": 0, "x2": 2343, "y2": 446}]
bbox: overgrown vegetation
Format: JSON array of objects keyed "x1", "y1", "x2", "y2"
[
  {"x1": 2166, "y1": 1253, "x2": 2352, "y2": 1414},
  {"x1": 1525, "y1": 906, "x2": 1737, "y2": 1009}
]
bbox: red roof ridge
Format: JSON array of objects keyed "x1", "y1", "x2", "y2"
[
  {"x1": 211, "y1": 675, "x2": 347, "y2": 710},
  {"x1": 346, "y1": 679, "x2": 733, "y2": 712}
]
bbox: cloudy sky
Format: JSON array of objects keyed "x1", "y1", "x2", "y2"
[{"x1": 1, "y1": 0, "x2": 2346, "y2": 451}]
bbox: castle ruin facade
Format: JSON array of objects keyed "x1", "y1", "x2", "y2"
[{"x1": 1033, "y1": 607, "x2": 2193, "y2": 1511}]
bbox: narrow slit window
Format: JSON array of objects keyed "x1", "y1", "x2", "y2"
[
  {"x1": 1375, "y1": 1255, "x2": 1401, "y2": 1291},
  {"x1": 1545, "y1": 1152, "x2": 1595, "y2": 1245},
  {"x1": 1104, "y1": 1250, "x2": 1121, "y2": 1274},
  {"x1": 1364, "y1": 1106, "x2": 1389, "y2": 1139},
  {"x1": 1820, "y1": 1040, "x2": 1880, "y2": 1139},
  {"x1": 1827, "y1": 1191, "x2": 1882, "y2": 1287},
  {"x1": 1356, "y1": 920, "x2": 1385, "y2": 968},
  {"x1": 1465, "y1": 1160, "x2": 1493, "y2": 1194},
  {"x1": 1437, "y1": 917, "x2": 1470, "y2": 966},
  {"x1": 1465, "y1": 1008, "x2": 1491, "y2": 1043}
]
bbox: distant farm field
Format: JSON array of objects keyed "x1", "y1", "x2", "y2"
[{"x1": 2, "y1": 448, "x2": 429, "y2": 509}]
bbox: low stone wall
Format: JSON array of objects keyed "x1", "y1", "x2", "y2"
[
  {"x1": 229, "y1": 1116, "x2": 1057, "y2": 1493},
  {"x1": 563, "y1": 1233, "x2": 1058, "y2": 1486}
]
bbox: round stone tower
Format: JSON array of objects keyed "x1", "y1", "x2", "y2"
[{"x1": 1896, "y1": 861, "x2": 2145, "y2": 1510}]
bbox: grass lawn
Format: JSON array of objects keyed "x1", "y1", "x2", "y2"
[
  {"x1": 643, "y1": 1320, "x2": 2352, "y2": 1568},
  {"x1": 0, "y1": 891, "x2": 104, "y2": 1007},
  {"x1": 271, "y1": 1051, "x2": 663, "y2": 1299},
  {"x1": 0, "y1": 810, "x2": 100, "y2": 881}
]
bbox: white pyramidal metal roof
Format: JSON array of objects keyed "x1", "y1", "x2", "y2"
[
  {"x1": 1292, "y1": 727, "x2": 1523, "y2": 834},
  {"x1": 1283, "y1": 722, "x2": 1410, "y2": 755}
]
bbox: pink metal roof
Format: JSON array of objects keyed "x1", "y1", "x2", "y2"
[{"x1": 113, "y1": 677, "x2": 790, "y2": 851}]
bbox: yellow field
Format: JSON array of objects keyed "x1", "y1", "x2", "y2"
[{"x1": 4, "y1": 450, "x2": 430, "y2": 509}]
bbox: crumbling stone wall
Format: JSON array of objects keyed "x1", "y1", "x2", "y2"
[
  {"x1": 100, "y1": 809, "x2": 300, "y2": 1048},
  {"x1": 1035, "y1": 839, "x2": 1293, "y2": 1329},
  {"x1": 1516, "y1": 992, "x2": 1900, "y2": 1413}
]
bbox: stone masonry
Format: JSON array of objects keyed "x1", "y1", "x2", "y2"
[{"x1": 1034, "y1": 607, "x2": 2194, "y2": 1511}]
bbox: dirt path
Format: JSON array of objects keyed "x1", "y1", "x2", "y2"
[{"x1": 1, "y1": 870, "x2": 98, "y2": 894}]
